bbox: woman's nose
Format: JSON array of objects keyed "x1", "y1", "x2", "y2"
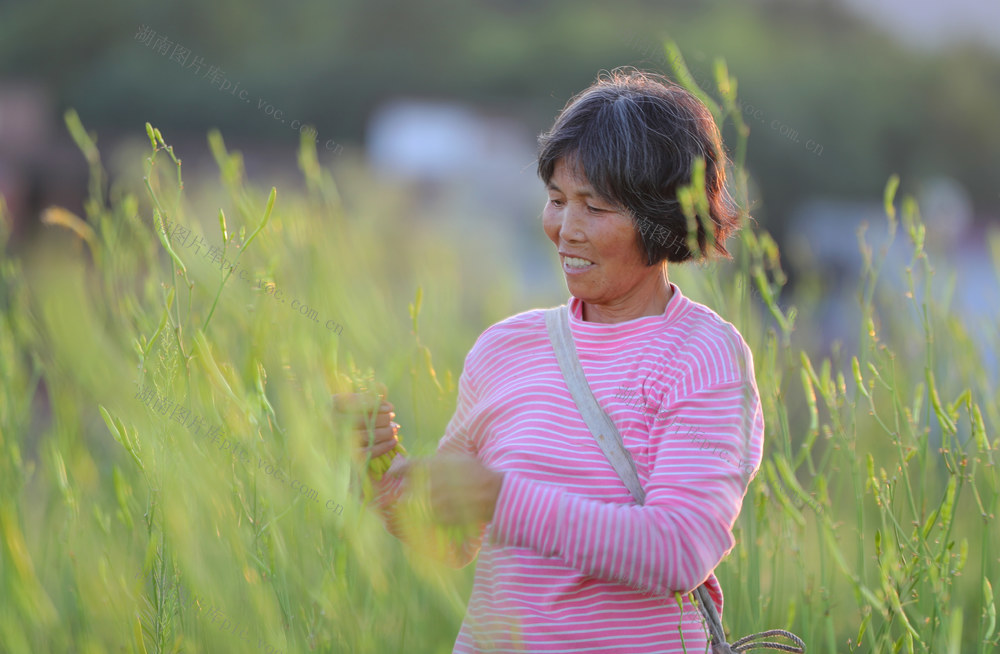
[{"x1": 559, "y1": 206, "x2": 586, "y2": 242}]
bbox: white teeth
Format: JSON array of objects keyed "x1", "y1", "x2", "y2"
[{"x1": 564, "y1": 257, "x2": 593, "y2": 268}]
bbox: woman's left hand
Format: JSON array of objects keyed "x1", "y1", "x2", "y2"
[{"x1": 389, "y1": 452, "x2": 505, "y2": 526}]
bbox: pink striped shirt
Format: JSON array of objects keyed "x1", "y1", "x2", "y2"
[{"x1": 375, "y1": 282, "x2": 763, "y2": 653}]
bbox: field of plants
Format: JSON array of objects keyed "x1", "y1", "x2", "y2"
[{"x1": 0, "y1": 53, "x2": 997, "y2": 653}]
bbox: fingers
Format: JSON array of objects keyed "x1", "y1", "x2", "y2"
[
  {"x1": 334, "y1": 392, "x2": 399, "y2": 451},
  {"x1": 351, "y1": 409, "x2": 394, "y2": 442},
  {"x1": 363, "y1": 407, "x2": 395, "y2": 430},
  {"x1": 360, "y1": 423, "x2": 400, "y2": 457},
  {"x1": 357, "y1": 421, "x2": 398, "y2": 451}
]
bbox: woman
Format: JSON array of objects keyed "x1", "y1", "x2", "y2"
[{"x1": 347, "y1": 69, "x2": 763, "y2": 653}]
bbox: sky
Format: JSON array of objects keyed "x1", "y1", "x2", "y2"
[{"x1": 838, "y1": 0, "x2": 1000, "y2": 51}]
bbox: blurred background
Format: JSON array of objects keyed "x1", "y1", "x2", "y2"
[
  {"x1": 2, "y1": 0, "x2": 999, "y2": 345},
  {"x1": 2, "y1": 1, "x2": 1000, "y2": 652}
]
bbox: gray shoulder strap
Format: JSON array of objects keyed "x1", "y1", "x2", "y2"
[{"x1": 544, "y1": 305, "x2": 646, "y2": 504}]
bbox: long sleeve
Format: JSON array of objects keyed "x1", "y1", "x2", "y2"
[{"x1": 485, "y1": 377, "x2": 763, "y2": 596}]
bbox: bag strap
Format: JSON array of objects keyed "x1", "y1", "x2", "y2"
[
  {"x1": 544, "y1": 304, "x2": 805, "y2": 654},
  {"x1": 544, "y1": 305, "x2": 646, "y2": 503}
]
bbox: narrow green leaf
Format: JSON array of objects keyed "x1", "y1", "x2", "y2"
[
  {"x1": 883, "y1": 174, "x2": 899, "y2": 221},
  {"x1": 983, "y1": 579, "x2": 996, "y2": 642},
  {"x1": 218, "y1": 208, "x2": 228, "y2": 242},
  {"x1": 145, "y1": 122, "x2": 157, "y2": 150}
]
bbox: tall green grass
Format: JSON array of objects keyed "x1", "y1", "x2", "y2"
[{"x1": 0, "y1": 47, "x2": 997, "y2": 652}]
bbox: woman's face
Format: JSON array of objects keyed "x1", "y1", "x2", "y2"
[{"x1": 542, "y1": 158, "x2": 666, "y2": 317}]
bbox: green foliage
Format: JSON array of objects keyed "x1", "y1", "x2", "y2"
[
  {"x1": 0, "y1": 45, "x2": 998, "y2": 653},
  {"x1": 4, "y1": 0, "x2": 999, "y2": 232}
]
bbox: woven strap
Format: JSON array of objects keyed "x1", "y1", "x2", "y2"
[{"x1": 544, "y1": 305, "x2": 805, "y2": 654}]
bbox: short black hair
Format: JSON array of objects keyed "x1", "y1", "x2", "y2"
[{"x1": 537, "y1": 68, "x2": 740, "y2": 264}]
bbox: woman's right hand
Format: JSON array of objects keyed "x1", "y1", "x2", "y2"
[{"x1": 332, "y1": 391, "x2": 399, "y2": 459}]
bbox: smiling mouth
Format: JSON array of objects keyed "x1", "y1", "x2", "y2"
[{"x1": 562, "y1": 255, "x2": 596, "y2": 273}]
